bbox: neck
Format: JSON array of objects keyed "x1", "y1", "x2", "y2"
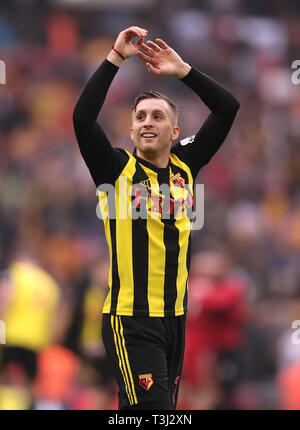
[{"x1": 136, "y1": 148, "x2": 170, "y2": 168}]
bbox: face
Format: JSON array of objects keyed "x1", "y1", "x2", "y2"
[{"x1": 130, "y1": 98, "x2": 179, "y2": 158}]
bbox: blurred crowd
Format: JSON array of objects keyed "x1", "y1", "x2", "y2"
[{"x1": 1, "y1": 0, "x2": 300, "y2": 410}]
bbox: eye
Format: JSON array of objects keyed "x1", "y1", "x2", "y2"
[
  {"x1": 137, "y1": 115, "x2": 144, "y2": 121},
  {"x1": 154, "y1": 114, "x2": 162, "y2": 120}
]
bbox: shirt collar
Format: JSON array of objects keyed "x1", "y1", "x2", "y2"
[{"x1": 132, "y1": 147, "x2": 170, "y2": 173}]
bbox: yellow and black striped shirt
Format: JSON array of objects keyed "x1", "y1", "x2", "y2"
[
  {"x1": 98, "y1": 148, "x2": 194, "y2": 316},
  {"x1": 73, "y1": 59, "x2": 240, "y2": 317}
]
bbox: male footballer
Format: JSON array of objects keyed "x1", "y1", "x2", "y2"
[{"x1": 73, "y1": 26, "x2": 239, "y2": 410}]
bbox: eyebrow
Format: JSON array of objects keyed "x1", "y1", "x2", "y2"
[{"x1": 135, "y1": 109, "x2": 166, "y2": 116}]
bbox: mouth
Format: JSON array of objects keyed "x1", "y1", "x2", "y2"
[{"x1": 141, "y1": 132, "x2": 157, "y2": 140}]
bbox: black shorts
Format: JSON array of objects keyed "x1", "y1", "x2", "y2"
[{"x1": 101, "y1": 314, "x2": 186, "y2": 410}]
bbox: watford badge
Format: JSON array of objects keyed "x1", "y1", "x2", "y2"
[
  {"x1": 170, "y1": 173, "x2": 185, "y2": 188},
  {"x1": 138, "y1": 373, "x2": 154, "y2": 391}
]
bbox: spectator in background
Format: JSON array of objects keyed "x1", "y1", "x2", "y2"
[
  {"x1": 33, "y1": 345, "x2": 80, "y2": 410},
  {"x1": 181, "y1": 249, "x2": 249, "y2": 409},
  {"x1": 0, "y1": 255, "x2": 61, "y2": 409},
  {"x1": 78, "y1": 258, "x2": 115, "y2": 390},
  {"x1": 276, "y1": 295, "x2": 300, "y2": 410}
]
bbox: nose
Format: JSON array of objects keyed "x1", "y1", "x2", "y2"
[{"x1": 143, "y1": 114, "x2": 153, "y2": 127}]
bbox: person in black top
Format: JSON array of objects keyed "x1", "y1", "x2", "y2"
[{"x1": 73, "y1": 26, "x2": 239, "y2": 410}]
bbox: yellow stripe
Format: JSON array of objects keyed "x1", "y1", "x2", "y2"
[
  {"x1": 174, "y1": 221, "x2": 190, "y2": 314},
  {"x1": 169, "y1": 153, "x2": 193, "y2": 186},
  {"x1": 140, "y1": 166, "x2": 166, "y2": 316},
  {"x1": 99, "y1": 191, "x2": 112, "y2": 313},
  {"x1": 111, "y1": 315, "x2": 133, "y2": 405},
  {"x1": 168, "y1": 159, "x2": 193, "y2": 314},
  {"x1": 118, "y1": 316, "x2": 138, "y2": 405},
  {"x1": 115, "y1": 158, "x2": 137, "y2": 315},
  {"x1": 116, "y1": 316, "x2": 133, "y2": 403}
]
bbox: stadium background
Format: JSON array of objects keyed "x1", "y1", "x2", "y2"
[{"x1": 0, "y1": 0, "x2": 300, "y2": 410}]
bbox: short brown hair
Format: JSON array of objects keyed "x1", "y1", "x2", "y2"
[{"x1": 132, "y1": 90, "x2": 179, "y2": 121}]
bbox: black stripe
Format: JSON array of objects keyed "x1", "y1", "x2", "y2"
[
  {"x1": 171, "y1": 163, "x2": 192, "y2": 314},
  {"x1": 109, "y1": 198, "x2": 120, "y2": 313},
  {"x1": 163, "y1": 221, "x2": 179, "y2": 316},
  {"x1": 186, "y1": 231, "x2": 192, "y2": 274},
  {"x1": 183, "y1": 234, "x2": 192, "y2": 311},
  {"x1": 157, "y1": 170, "x2": 179, "y2": 317},
  {"x1": 131, "y1": 164, "x2": 149, "y2": 315}
]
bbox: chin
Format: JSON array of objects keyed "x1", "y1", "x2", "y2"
[
  {"x1": 143, "y1": 143, "x2": 157, "y2": 151},
  {"x1": 137, "y1": 141, "x2": 157, "y2": 151},
  {"x1": 140, "y1": 145, "x2": 160, "y2": 156}
]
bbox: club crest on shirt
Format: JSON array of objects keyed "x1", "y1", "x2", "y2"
[
  {"x1": 170, "y1": 173, "x2": 185, "y2": 188},
  {"x1": 132, "y1": 173, "x2": 193, "y2": 217},
  {"x1": 138, "y1": 373, "x2": 154, "y2": 390}
]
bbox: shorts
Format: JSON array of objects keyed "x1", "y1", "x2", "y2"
[{"x1": 101, "y1": 314, "x2": 186, "y2": 410}]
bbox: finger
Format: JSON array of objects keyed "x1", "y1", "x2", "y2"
[
  {"x1": 137, "y1": 50, "x2": 153, "y2": 62},
  {"x1": 132, "y1": 25, "x2": 148, "y2": 32},
  {"x1": 131, "y1": 26, "x2": 148, "y2": 37},
  {"x1": 140, "y1": 42, "x2": 156, "y2": 56},
  {"x1": 146, "y1": 40, "x2": 161, "y2": 53},
  {"x1": 146, "y1": 62, "x2": 161, "y2": 75},
  {"x1": 124, "y1": 27, "x2": 147, "y2": 38},
  {"x1": 155, "y1": 38, "x2": 169, "y2": 50},
  {"x1": 124, "y1": 30, "x2": 136, "y2": 43},
  {"x1": 135, "y1": 36, "x2": 145, "y2": 47}
]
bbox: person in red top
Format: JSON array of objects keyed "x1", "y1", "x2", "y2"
[{"x1": 182, "y1": 250, "x2": 248, "y2": 409}]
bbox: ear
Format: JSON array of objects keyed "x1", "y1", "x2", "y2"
[
  {"x1": 130, "y1": 126, "x2": 134, "y2": 141},
  {"x1": 172, "y1": 125, "x2": 180, "y2": 141}
]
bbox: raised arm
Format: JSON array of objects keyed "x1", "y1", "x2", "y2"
[
  {"x1": 176, "y1": 65, "x2": 240, "y2": 178},
  {"x1": 137, "y1": 38, "x2": 240, "y2": 178},
  {"x1": 73, "y1": 26, "x2": 148, "y2": 186}
]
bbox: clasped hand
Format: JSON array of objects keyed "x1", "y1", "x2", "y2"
[{"x1": 113, "y1": 26, "x2": 191, "y2": 79}]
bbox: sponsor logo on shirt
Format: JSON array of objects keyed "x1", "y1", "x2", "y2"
[{"x1": 180, "y1": 135, "x2": 195, "y2": 146}]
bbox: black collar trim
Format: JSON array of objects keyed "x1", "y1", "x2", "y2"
[{"x1": 132, "y1": 148, "x2": 170, "y2": 173}]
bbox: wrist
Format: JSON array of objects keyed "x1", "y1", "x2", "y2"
[
  {"x1": 176, "y1": 62, "x2": 192, "y2": 79},
  {"x1": 112, "y1": 45, "x2": 125, "y2": 61},
  {"x1": 106, "y1": 49, "x2": 124, "y2": 67}
]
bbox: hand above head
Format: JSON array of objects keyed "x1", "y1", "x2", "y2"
[
  {"x1": 137, "y1": 38, "x2": 191, "y2": 79},
  {"x1": 107, "y1": 26, "x2": 148, "y2": 67}
]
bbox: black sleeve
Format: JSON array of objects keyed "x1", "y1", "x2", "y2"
[
  {"x1": 73, "y1": 59, "x2": 129, "y2": 187},
  {"x1": 171, "y1": 66, "x2": 240, "y2": 179}
]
